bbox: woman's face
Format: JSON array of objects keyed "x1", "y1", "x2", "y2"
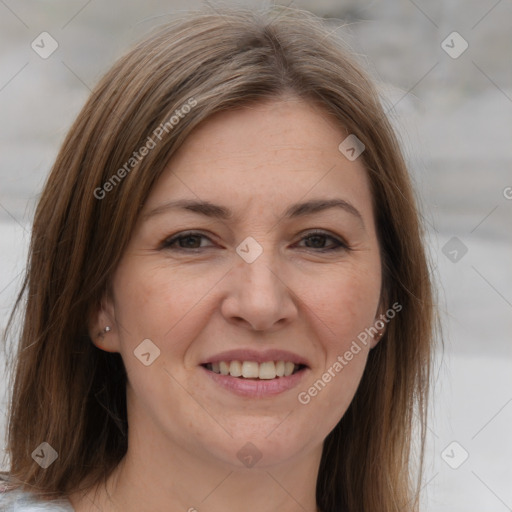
[{"x1": 97, "y1": 97, "x2": 383, "y2": 469}]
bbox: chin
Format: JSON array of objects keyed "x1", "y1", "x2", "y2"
[{"x1": 201, "y1": 422, "x2": 315, "y2": 469}]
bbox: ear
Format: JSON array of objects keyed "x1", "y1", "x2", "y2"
[
  {"x1": 88, "y1": 288, "x2": 121, "y2": 353},
  {"x1": 370, "y1": 291, "x2": 389, "y2": 349}
]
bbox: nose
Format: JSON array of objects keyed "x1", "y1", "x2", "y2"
[{"x1": 220, "y1": 250, "x2": 299, "y2": 333}]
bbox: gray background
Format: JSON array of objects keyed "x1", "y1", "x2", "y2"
[{"x1": 1, "y1": 1, "x2": 511, "y2": 510}]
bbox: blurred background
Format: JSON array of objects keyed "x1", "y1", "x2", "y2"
[{"x1": 0, "y1": 1, "x2": 511, "y2": 510}]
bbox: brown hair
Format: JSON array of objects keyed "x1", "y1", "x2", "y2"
[{"x1": 2, "y1": 6, "x2": 436, "y2": 511}]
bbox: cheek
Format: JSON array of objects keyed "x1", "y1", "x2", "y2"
[
  {"x1": 109, "y1": 262, "x2": 212, "y2": 421},
  {"x1": 113, "y1": 261, "x2": 211, "y2": 338},
  {"x1": 305, "y1": 261, "x2": 381, "y2": 347},
  {"x1": 296, "y1": 262, "x2": 381, "y2": 422}
]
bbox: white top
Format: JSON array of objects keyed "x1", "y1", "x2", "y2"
[{"x1": 0, "y1": 478, "x2": 74, "y2": 511}]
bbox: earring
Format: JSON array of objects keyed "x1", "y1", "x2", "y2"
[{"x1": 98, "y1": 326, "x2": 111, "y2": 338}]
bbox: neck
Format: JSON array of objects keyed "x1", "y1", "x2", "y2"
[{"x1": 69, "y1": 418, "x2": 322, "y2": 512}]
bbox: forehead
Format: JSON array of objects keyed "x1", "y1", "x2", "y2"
[{"x1": 144, "y1": 98, "x2": 374, "y2": 224}]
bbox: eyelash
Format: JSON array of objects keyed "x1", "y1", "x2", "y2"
[{"x1": 160, "y1": 229, "x2": 350, "y2": 253}]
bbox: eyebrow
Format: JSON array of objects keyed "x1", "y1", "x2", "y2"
[{"x1": 144, "y1": 198, "x2": 364, "y2": 225}]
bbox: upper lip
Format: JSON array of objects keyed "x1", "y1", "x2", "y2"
[{"x1": 200, "y1": 349, "x2": 310, "y2": 367}]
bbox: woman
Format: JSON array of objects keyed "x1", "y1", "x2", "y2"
[{"x1": 0, "y1": 6, "x2": 435, "y2": 512}]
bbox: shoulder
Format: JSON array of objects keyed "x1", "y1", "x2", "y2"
[{"x1": 0, "y1": 475, "x2": 74, "y2": 511}]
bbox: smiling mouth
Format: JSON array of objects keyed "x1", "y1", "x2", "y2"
[{"x1": 202, "y1": 361, "x2": 307, "y2": 380}]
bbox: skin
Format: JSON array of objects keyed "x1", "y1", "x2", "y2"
[{"x1": 70, "y1": 96, "x2": 384, "y2": 512}]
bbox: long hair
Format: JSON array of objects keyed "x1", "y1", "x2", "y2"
[{"x1": 2, "y1": 6, "x2": 436, "y2": 511}]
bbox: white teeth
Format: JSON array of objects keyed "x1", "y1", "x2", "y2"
[
  {"x1": 284, "y1": 361, "x2": 295, "y2": 377},
  {"x1": 206, "y1": 360, "x2": 303, "y2": 379},
  {"x1": 219, "y1": 361, "x2": 230, "y2": 375},
  {"x1": 242, "y1": 361, "x2": 259, "y2": 379},
  {"x1": 229, "y1": 360, "x2": 242, "y2": 377},
  {"x1": 259, "y1": 361, "x2": 276, "y2": 380}
]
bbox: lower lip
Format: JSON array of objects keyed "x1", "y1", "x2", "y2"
[{"x1": 200, "y1": 365, "x2": 308, "y2": 398}]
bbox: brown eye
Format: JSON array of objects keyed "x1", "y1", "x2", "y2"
[
  {"x1": 297, "y1": 231, "x2": 349, "y2": 252},
  {"x1": 161, "y1": 232, "x2": 214, "y2": 250}
]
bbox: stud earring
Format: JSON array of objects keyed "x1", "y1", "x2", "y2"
[{"x1": 98, "y1": 326, "x2": 111, "y2": 338}]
